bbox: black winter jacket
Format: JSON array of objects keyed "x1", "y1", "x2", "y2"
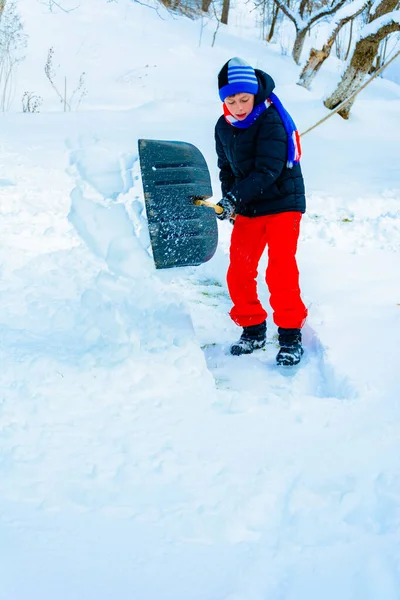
[{"x1": 215, "y1": 70, "x2": 306, "y2": 217}]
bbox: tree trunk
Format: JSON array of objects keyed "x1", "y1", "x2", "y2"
[
  {"x1": 266, "y1": 4, "x2": 279, "y2": 42},
  {"x1": 382, "y1": 35, "x2": 388, "y2": 63},
  {"x1": 292, "y1": 28, "x2": 309, "y2": 64},
  {"x1": 324, "y1": 64, "x2": 366, "y2": 118},
  {"x1": 201, "y1": 0, "x2": 212, "y2": 12},
  {"x1": 324, "y1": 22, "x2": 400, "y2": 118},
  {"x1": 273, "y1": 0, "x2": 351, "y2": 65},
  {"x1": 298, "y1": 45, "x2": 331, "y2": 89},
  {"x1": 221, "y1": 0, "x2": 230, "y2": 24},
  {"x1": 0, "y1": 0, "x2": 6, "y2": 19},
  {"x1": 298, "y1": 6, "x2": 367, "y2": 90},
  {"x1": 344, "y1": 18, "x2": 354, "y2": 61},
  {"x1": 373, "y1": 0, "x2": 398, "y2": 20}
]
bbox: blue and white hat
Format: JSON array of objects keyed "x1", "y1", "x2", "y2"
[{"x1": 218, "y1": 57, "x2": 259, "y2": 102}]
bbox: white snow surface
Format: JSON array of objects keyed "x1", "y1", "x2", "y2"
[
  {"x1": 1, "y1": 0, "x2": 400, "y2": 598},
  {"x1": 359, "y1": 10, "x2": 400, "y2": 39}
]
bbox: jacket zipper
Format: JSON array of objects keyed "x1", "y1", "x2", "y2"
[{"x1": 229, "y1": 129, "x2": 239, "y2": 176}]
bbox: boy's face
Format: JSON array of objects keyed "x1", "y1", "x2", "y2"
[{"x1": 224, "y1": 93, "x2": 255, "y2": 120}]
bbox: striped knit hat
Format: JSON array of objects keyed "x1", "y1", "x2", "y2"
[{"x1": 218, "y1": 57, "x2": 258, "y2": 102}]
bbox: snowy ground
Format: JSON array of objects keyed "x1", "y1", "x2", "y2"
[{"x1": 1, "y1": 0, "x2": 400, "y2": 598}]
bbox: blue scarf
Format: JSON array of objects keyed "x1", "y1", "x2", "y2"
[{"x1": 223, "y1": 92, "x2": 301, "y2": 168}]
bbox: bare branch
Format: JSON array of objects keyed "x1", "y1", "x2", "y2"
[
  {"x1": 211, "y1": 0, "x2": 221, "y2": 46},
  {"x1": 328, "y1": 0, "x2": 370, "y2": 44},
  {"x1": 134, "y1": 0, "x2": 166, "y2": 18},
  {"x1": 40, "y1": 0, "x2": 80, "y2": 12},
  {"x1": 299, "y1": 0, "x2": 308, "y2": 18},
  {"x1": 272, "y1": 0, "x2": 300, "y2": 27},
  {"x1": 308, "y1": 0, "x2": 349, "y2": 27}
]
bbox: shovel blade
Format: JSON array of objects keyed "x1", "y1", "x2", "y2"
[{"x1": 138, "y1": 139, "x2": 218, "y2": 269}]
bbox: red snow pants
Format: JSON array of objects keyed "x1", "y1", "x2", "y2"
[{"x1": 227, "y1": 211, "x2": 308, "y2": 329}]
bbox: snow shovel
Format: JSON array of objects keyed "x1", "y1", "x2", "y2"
[
  {"x1": 193, "y1": 198, "x2": 236, "y2": 222},
  {"x1": 138, "y1": 139, "x2": 218, "y2": 269},
  {"x1": 192, "y1": 198, "x2": 223, "y2": 215}
]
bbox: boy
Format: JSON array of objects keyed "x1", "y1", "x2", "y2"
[{"x1": 215, "y1": 57, "x2": 308, "y2": 366}]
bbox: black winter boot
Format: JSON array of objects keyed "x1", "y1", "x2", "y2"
[
  {"x1": 230, "y1": 321, "x2": 266, "y2": 356},
  {"x1": 276, "y1": 327, "x2": 304, "y2": 366}
]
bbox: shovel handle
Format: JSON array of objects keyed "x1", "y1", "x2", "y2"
[{"x1": 192, "y1": 198, "x2": 224, "y2": 215}]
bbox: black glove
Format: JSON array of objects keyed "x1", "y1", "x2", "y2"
[{"x1": 216, "y1": 192, "x2": 237, "y2": 221}]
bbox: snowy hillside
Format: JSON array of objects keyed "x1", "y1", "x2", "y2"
[{"x1": 1, "y1": 0, "x2": 400, "y2": 598}]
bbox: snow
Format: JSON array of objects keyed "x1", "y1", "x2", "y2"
[
  {"x1": 359, "y1": 10, "x2": 400, "y2": 39},
  {"x1": 311, "y1": 0, "x2": 370, "y2": 46},
  {"x1": 333, "y1": 0, "x2": 369, "y2": 21},
  {"x1": 1, "y1": 0, "x2": 400, "y2": 598},
  {"x1": 271, "y1": 0, "x2": 307, "y2": 31}
]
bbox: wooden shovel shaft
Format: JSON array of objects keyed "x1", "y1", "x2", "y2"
[{"x1": 193, "y1": 198, "x2": 224, "y2": 215}]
